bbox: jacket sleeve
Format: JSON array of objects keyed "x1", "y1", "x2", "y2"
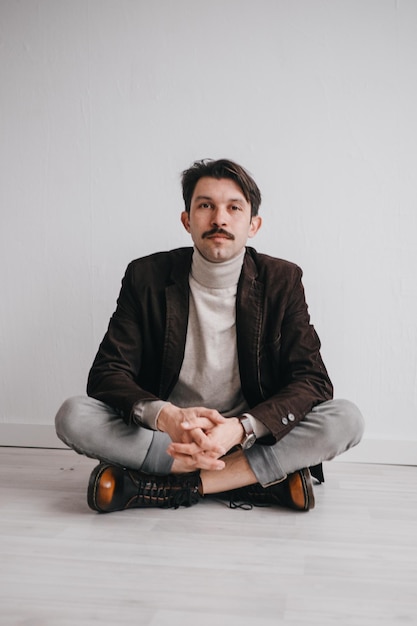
[
  {"x1": 86, "y1": 262, "x2": 161, "y2": 423},
  {"x1": 247, "y1": 266, "x2": 333, "y2": 442}
]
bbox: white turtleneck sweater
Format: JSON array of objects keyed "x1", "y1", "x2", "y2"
[{"x1": 134, "y1": 248, "x2": 269, "y2": 439}]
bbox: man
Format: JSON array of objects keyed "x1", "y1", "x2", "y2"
[{"x1": 55, "y1": 158, "x2": 364, "y2": 514}]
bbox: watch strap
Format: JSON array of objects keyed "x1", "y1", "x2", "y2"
[{"x1": 238, "y1": 415, "x2": 256, "y2": 449}]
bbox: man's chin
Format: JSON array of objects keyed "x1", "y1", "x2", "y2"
[{"x1": 196, "y1": 244, "x2": 238, "y2": 264}]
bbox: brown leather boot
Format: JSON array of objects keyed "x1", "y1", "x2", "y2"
[
  {"x1": 229, "y1": 468, "x2": 315, "y2": 512},
  {"x1": 87, "y1": 463, "x2": 201, "y2": 513}
]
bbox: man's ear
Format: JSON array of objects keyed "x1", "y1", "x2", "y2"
[
  {"x1": 181, "y1": 211, "x2": 191, "y2": 233},
  {"x1": 248, "y1": 215, "x2": 262, "y2": 238}
]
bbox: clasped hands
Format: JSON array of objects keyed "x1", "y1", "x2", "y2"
[{"x1": 157, "y1": 404, "x2": 244, "y2": 473}]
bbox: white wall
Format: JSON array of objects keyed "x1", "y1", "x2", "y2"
[{"x1": 1, "y1": 0, "x2": 416, "y2": 462}]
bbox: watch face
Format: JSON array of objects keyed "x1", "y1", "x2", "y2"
[{"x1": 243, "y1": 433, "x2": 256, "y2": 450}]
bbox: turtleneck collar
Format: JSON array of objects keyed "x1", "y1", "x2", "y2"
[{"x1": 190, "y1": 247, "x2": 245, "y2": 289}]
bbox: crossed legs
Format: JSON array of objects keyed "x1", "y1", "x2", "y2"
[{"x1": 55, "y1": 396, "x2": 364, "y2": 495}]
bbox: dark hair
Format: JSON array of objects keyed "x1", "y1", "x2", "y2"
[{"x1": 181, "y1": 158, "x2": 262, "y2": 217}]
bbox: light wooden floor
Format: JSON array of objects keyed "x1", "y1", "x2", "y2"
[{"x1": 1, "y1": 448, "x2": 416, "y2": 626}]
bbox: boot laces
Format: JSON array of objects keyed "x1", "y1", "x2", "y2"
[{"x1": 134, "y1": 473, "x2": 200, "y2": 509}]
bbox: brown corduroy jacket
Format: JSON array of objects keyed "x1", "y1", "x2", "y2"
[{"x1": 87, "y1": 246, "x2": 333, "y2": 448}]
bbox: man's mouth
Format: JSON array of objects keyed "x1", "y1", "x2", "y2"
[{"x1": 202, "y1": 228, "x2": 235, "y2": 240}]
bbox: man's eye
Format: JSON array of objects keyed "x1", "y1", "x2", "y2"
[
  {"x1": 231, "y1": 205, "x2": 242, "y2": 211},
  {"x1": 199, "y1": 202, "x2": 211, "y2": 209}
]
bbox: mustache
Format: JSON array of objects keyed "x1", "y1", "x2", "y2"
[{"x1": 202, "y1": 227, "x2": 235, "y2": 240}]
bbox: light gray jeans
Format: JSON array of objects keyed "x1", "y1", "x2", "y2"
[{"x1": 55, "y1": 396, "x2": 364, "y2": 487}]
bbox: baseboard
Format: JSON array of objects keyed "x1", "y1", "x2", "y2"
[
  {"x1": 0, "y1": 424, "x2": 416, "y2": 466},
  {"x1": 0, "y1": 424, "x2": 65, "y2": 449},
  {"x1": 335, "y1": 438, "x2": 417, "y2": 466}
]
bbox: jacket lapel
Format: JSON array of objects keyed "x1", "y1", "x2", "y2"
[
  {"x1": 236, "y1": 251, "x2": 265, "y2": 404},
  {"x1": 158, "y1": 251, "x2": 192, "y2": 399}
]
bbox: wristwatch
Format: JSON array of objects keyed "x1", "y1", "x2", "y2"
[{"x1": 238, "y1": 415, "x2": 256, "y2": 450}]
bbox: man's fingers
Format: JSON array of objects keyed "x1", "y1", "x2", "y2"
[
  {"x1": 182, "y1": 416, "x2": 223, "y2": 431},
  {"x1": 167, "y1": 442, "x2": 199, "y2": 456},
  {"x1": 173, "y1": 452, "x2": 225, "y2": 472},
  {"x1": 194, "y1": 454, "x2": 225, "y2": 471},
  {"x1": 183, "y1": 428, "x2": 226, "y2": 455},
  {"x1": 168, "y1": 441, "x2": 225, "y2": 458},
  {"x1": 188, "y1": 426, "x2": 219, "y2": 448},
  {"x1": 182, "y1": 409, "x2": 226, "y2": 428}
]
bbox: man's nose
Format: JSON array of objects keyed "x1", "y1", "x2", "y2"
[{"x1": 211, "y1": 206, "x2": 228, "y2": 226}]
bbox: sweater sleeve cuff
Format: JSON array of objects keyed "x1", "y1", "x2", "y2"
[
  {"x1": 243, "y1": 413, "x2": 271, "y2": 440},
  {"x1": 133, "y1": 399, "x2": 170, "y2": 430}
]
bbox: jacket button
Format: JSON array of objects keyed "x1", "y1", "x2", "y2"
[
  {"x1": 281, "y1": 417, "x2": 288, "y2": 426},
  {"x1": 288, "y1": 413, "x2": 295, "y2": 422}
]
